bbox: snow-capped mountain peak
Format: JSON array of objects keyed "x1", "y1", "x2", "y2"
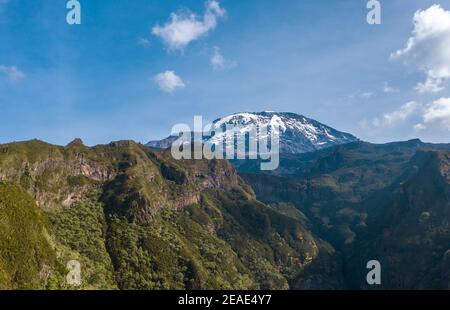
[
  {"x1": 208, "y1": 112, "x2": 357, "y2": 153},
  {"x1": 146, "y1": 112, "x2": 358, "y2": 154}
]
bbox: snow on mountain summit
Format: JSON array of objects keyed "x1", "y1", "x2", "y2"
[
  {"x1": 146, "y1": 112, "x2": 358, "y2": 154},
  {"x1": 209, "y1": 112, "x2": 358, "y2": 154}
]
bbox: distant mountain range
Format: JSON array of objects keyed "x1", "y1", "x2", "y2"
[{"x1": 146, "y1": 112, "x2": 358, "y2": 154}]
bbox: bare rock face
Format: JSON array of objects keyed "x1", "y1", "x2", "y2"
[
  {"x1": 172, "y1": 192, "x2": 200, "y2": 210},
  {"x1": 73, "y1": 153, "x2": 115, "y2": 182},
  {"x1": 66, "y1": 138, "x2": 85, "y2": 147},
  {"x1": 194, "y1": 161, "x2": 240, "y2": 190}
]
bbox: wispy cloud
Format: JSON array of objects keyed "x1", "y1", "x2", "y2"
[
  {"x1": 360, "y1": 92, "x2": 373, "y2": 99},
  {"x1": 137, "y1": 37, "x2": 151, "y2": 47},
  {"x1": 362, "y1": 101, "x2": 419, "y2": 129},
  {"x1": 154, "y1": 70, "x2": 185, "y2": 93},
  {"x1": 363, "y1": 98, "x2": 450, "y2": 132},
  {"x1": 152, "y1": 0, "x2": 226, "y2": 50},
  {"x1": 209, "y1": 46, "x2": 236, "y2": 71},
  {"x1": 391, "y1": 5, "x2": 450, "y2": 93},
  {"x1": 348, "y1": 91, "x2": 373, "y2": 99},
  {"x1": 0, "y1": 65, "x2": 25, "y2": 82},
  {"x1": 416, "y1": 78, "x2": 444, "y2": 93},
  {"x1": 415, "y1": 97, "x2": 450, "y2": 130},
  {"x1": 210, "y1": 46, "x2": 225, "y2": 69},
  {"x1": 383, "y1": 82, "x2": 399, "y2": 93}
]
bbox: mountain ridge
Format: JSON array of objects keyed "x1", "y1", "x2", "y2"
[
  {"x1": 0, "y1": 136, "x2": 449, "y2": 289},
  {"x1": 0, "y1": 139, "x2": 343, "y2": 289},
  {"x1": 146, "y1": 112, "x2": 358, "y2": 154}
]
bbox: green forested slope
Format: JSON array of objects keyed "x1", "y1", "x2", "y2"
[
  {"x1": 0, "y1": 139, "x2": 342, "y2": 289},
  {"x1": 0, "y1": 181, "x2": 63, "y2": 289}
]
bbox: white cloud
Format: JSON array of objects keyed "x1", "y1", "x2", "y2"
[
  {"x1": 416, "y1": 77, "x2": 444, "y2": 93},
  {"x1": 391, "y1": 5, "x2": 450, "y2": 93},
  {"x1": 154, "y1": 70, "x2": 185, "y2": 93},
  {"x1": 210, "y1": 46, "x2": 225, "y2": 69},
  {"x1": 383, "y1": 82, "x2": 399, "y2": 93},
  {"x1": 362, "y1": 98, "x2": 450, "y2": 133},
  {"x1": 209, "y1": 46, "x2": 237, "y2": 70},
  {"x1": 137, "y1": 37, "x2": 151, "y2": 46},
  {"x1": 416, "y1": 97, "x2": 450, "y2": 130},
  {"x1": 370, "y1": 101, "x2": 419, "y2": 128},
  {"x1": 152, "y1": 0, "x2": 225, "y2": 50},
  {"x1": 349, "y1": 91, "x2": 374, "y2": 100},
  {"x1": 0, "y1": 65, "x2": 25, "y2": 81},
  {"x1": 414, "y1": 123, "x2": 426, "y2": 131},
  {"x1": 360, "y1": 92, "x2": 373, "y2": 99}
]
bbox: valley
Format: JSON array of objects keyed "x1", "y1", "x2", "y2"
[{"x1": 241, "y1": 140, "x2": 450, "y2": 289}]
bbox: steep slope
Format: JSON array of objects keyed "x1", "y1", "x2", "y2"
[
  {"x1": 241, "y1": 140, "x2": 450, "y2": 289},
  {"x1": 0, "y1": 139, "x2": 343, "y2": 289},
  {"x1": 241, "y1": 140, "x2": 426, "y2": 247},
  {"x1": 147, "y1": 112, "x2": 358, "y2": 154},
  {"x1": 0, "y1": 181, "x2": 63, "y2": 289},
  {"x1": 347, "y1": 151, "x2": 450, "y2": 289}
]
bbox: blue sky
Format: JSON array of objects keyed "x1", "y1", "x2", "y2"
[{"x1": 1, "y1": 0, "x2": 450, "y2": 145}]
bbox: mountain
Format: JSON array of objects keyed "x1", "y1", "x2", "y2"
[
  {"x1": 1, "y1": 136, "x2": 449, "y2": 290},
  {"x1": 241, "y1": 140, "x2": 450, "y2": 289},
  {"x1": 0, "y1": 139, "x2": 343, "y2": 290},
  {"x1": 347, "y1": 151, "x2": 450, "y2": 289},
  {"x1": 146, "y1": 112, "x2": 358, "y2": 154},
  {"x1": 146, "y1": 135, "x2": 179, "y2": 149},
  {"x1": 241, "y1": 140, "x2": 450, "y2": 245}
]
